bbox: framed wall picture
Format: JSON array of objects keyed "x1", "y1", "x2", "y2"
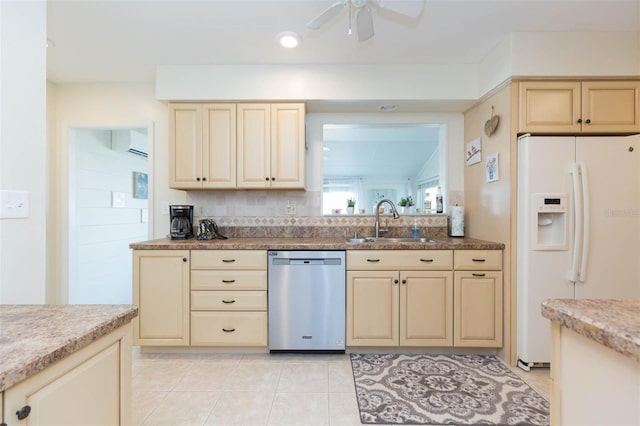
[
  {"x1": 486, "y1": 153, "x2": 499, "y2": 183},
  {"x1": 133, "y1": 172, "x2": 148, "y2": 199},
  {"x1": 466, "y1": 137, "x2": 481, "y2": 166}
]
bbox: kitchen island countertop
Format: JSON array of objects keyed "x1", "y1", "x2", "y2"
[
  {"x1": 130, "y1": 236, "x2": 504, "y2": 251},
  {"x1": 0, "y1": 304, "x2": 138, "y2": 391},
  {"x1": 541, "y1": 298, "x2": 640, "y2": 363}
]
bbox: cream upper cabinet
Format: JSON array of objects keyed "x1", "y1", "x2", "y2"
[
  {"x1": 237, "y1": 103, "x2": 306, "y2": 189},
  {"x1": 519, "y1": 81, "x2": 640, "y2": 133},
  {"x1": 133, "y1": 250, "x2": 190, "y2": 346},
  {"x1": 453, "y1": 250, "x2": 503, "y2": 347},
  {"x1": 169, "y1": 103, "x2": 236, "y2": 189},
  {"x1": 346, "y1": 250, "x2": 454, "y2": 347}
]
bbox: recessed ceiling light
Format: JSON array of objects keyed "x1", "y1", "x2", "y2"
[
  {"x1": 379, "y1": 104, "x2": 398, "y2": 112},
  {"x1": 278, "y1": 31, "x2": 301, "y2": 48}
]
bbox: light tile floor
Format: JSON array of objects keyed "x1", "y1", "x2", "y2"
[{"x1": 132, "y1": 348, "x2": 550, "y2": 426}]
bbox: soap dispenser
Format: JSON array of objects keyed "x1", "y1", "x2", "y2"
[{"x1": 412, "y1": 218, "x2": 420, "y2": 238}]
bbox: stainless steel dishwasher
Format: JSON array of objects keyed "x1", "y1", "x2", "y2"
[{"x1": 268, "y1": 250, "x2": 346, "y2": 353}]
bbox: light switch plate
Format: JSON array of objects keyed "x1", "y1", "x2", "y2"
[
  {"x1": 111, "y1": 192, "x2": 126, "y2": 208},
  {"x1": 0, "y1": 190, "x2": 29, "y2": 219}
]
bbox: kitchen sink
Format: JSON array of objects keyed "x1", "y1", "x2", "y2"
[{"x1": 346, "y1": 237, "x2": 440, "y2": 244}]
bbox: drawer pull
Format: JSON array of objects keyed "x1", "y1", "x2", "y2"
[
  {"x1": 221, "y1": 279, "x2": 236, "y2": 283},
  {"x1": 420, "y1": 258, "x2": 434, "y2": 263},
  {"x1": 16, "y1": 406, "x2": 31, "y2": 420},
  {"x1": 222, "y1": 259, "x2": 236, "y2": 263},
  {"x1": 222, "y1": 299, "x2": 236, "y2": 304},
  {"x1": 472, "y1": 258, "x2": 486, "y2": 262},
  {"x1": 472, "y1": 273, "x2": 486, "y2": 277},
  {"x1": 367, "y1": 259, "x2": 381, "y2": 263},
  {"x1": 222, "y1": 328, "x2": 236, "y2": 333}
]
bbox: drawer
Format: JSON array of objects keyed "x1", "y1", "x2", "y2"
[
  {"x1": 347, "y1": 250, "x2": 453, "y2": 270},
  {"x1": 191, "y1": 270, "x2": 267, "y2": 290},
  {"x1": 454, "y1": 250, "x2": 502, "y2": 270},
  {"x1": 191, "y1": 290, "x2": 267, "y2": 311},
  {"x1": 191, "y1": 311, "x2": 267, "y2": 347},
  {"x1": 191, "y1": 250, "x2": 266, "y2": 270}
]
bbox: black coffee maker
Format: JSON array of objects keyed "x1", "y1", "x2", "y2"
[{"x1": 169, "y1": 205, "x2": 194, "y2": 239}]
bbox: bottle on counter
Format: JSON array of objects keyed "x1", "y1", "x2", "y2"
[
  {"x1": 423, "y1": 192, "x2": 431, "y2": 214},
  {"x1": 412, "y1": 218, "x2": 420, "y2": 238},
  {"x1": 436, "y1": 187, "x2": 444, "y2": 214}
]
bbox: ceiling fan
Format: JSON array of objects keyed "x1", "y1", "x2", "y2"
[{"x1": 307, "y1": 0, "x2": 426, "y2": 42}]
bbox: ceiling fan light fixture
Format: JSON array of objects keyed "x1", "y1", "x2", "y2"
[{"x1": 277, "y1": 31, "x2": 301, "y2": 48}]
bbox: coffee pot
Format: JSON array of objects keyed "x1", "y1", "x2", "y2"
[{"x1": 169, "y1": 205, "x2": 194, "y2": 239}]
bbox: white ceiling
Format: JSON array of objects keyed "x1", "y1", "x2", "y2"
[{"x1": 46, "y1": 0, "x2": 640, "y2": 84}]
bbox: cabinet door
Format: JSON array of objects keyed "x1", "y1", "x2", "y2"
[
  {"x1": 347, "y1": 271, "x2": 399, "y2": 346},
  {"x1": 454, "y1": 271, "x2": 503, "y2": 347},
  {"x1": 3, "y1": 325, "x2": 131, "y2": 426},
  {"x1": 133, "y1": 250, "x2": 190, "y2": 346},
  {"x1": 519, "y1": 81, "x2": 581, "y2": 133},
  {"x1": 400, "y1": 271, "x2": 453, "y2": 347},
  {"x1": 202, "y1": 103, "x2": 236, "y2": 188},
  {"x1": 581, "y1": 81, "x2": 640, "y2": 133},
  {"x1": 270, "y1": 103, "x2": 306, "y2": 189},
  {"x1": 237, "y1": 104, "x2": 271, "y2": 188},
  {"x1": 169, "y1": 103, "x2": 203, "y2": 189}
]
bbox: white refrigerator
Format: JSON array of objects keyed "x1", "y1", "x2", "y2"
[{"x1": 517, "y1": 134, "x2": 640, "y2": 369}]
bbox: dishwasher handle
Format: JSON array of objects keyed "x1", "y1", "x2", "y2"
[{"x1": 271, "y1": 258, "x2": 342, "y2": 266}]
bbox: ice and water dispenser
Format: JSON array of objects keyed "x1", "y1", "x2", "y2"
[{"x1": 532, "y1": 193, "x2": 568, "y2": 250}]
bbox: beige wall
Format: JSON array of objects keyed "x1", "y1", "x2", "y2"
[
  {"x1": 0, "y1": 1, "x2": 47, "y2": 303},
  {"x1": 49, "y1": 82, "x2": 183, "y2": 302},
  {"x1": 463, "y1": 83, "x2": 514, "y2": 362}
]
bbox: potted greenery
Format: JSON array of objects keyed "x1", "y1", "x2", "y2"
[
  {"x1": 398, "y1": 196, "x2": 414, "y2": 213},
  {"x1": 346, "y1": 198, "x2": 356, "y2": 214}
]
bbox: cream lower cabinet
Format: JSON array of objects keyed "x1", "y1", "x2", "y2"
[
  {"x1": 453, "y1": 250, "x2": 503, "y2": 347},
  {"x1": 3, "y1": 323, "x2": 132, "y2": 426},
  {"x1": 133, "y1": 250, "x2": 190, "y2": 346},
  {"x1": 346, "y1": 250, "x2": 454, "y2": 347},
  {"x1": 190, "y1": 250, "x2": 267, "y2": 347}
]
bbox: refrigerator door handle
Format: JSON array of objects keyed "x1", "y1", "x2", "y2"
[
  {"x1": 578, "y1": 163, "x2": 590, "y2": 282},
  {"x1": 568, "y1": 163, "x2": 583, "y2": 283}
]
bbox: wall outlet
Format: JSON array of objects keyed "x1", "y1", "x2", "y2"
[
  {"x1": 111, "y1": 191, "x2": 126, "y2": 208},
  {"x1": 161, "y1": 205, "x2": 169, "y2": 215},
  {"x1": 198, "y1": 205, "x2": 205, "y2": 216},
  {"x1": 0, "y1": 190, "x2": 29, "y2": 219},
  {"x1": 285, "y1": 201, "x2": 297, "y2": 215}
]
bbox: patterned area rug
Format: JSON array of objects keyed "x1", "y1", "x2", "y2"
[{"x1": 350, "y1": 353, "x2": 549, "y2": 425}]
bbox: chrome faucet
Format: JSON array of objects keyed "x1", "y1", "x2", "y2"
[{"x1": 374, "y1": 199, "x2": 400, "y2": 238}]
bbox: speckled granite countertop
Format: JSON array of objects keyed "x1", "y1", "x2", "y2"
[
  {"x1": 0, "y1": 304, "x2": 138, "y2": 392},
  {"x1": 542, "y1": 299, "x2": 640, "y2": 363},
  {"x1": 130, "y1": 237, "x2": 504, "y2": 250}
]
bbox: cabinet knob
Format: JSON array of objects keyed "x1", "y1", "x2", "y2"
[
  {"x1": 401, "y1": 279, "x2": 407, "y2": 284},
  {"x1": 577, "y1": 118, "x2": 583, "y2": 124},
  {"x1": 271, "y1": 177, "x2": 276, "y2": 181},
  {"x1": 196, "y1": 177, "x2": 201, "y2": 181},
  {"x1": 394, "y1": 279, "x2": 399, "y2": 284},
  {"x1": 202, "y1": 177, "x2": 207, "y2": 181},
  {"x1": 585, "y1": 119, "x2": 591, "y2": 124},
  {"x1": 16, "y1": 406, "x2": 31, "y2": 420},
  {"x1": 182, "y1": 258, "x2": 188, "y2": 262},
  {"x1": 265, "y1": 177, "x2": 270, "y2": 181}
]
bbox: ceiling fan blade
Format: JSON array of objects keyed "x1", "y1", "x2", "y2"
[
  {"x1": 307, "y1": 1, "x2": 348, "y2": 29},
  {"x1": 372, "y1": 0, "x2": 425, "y2": 18},
  {"x1": 356, "y1": 4, "x2": 374, "y2": 41}
]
